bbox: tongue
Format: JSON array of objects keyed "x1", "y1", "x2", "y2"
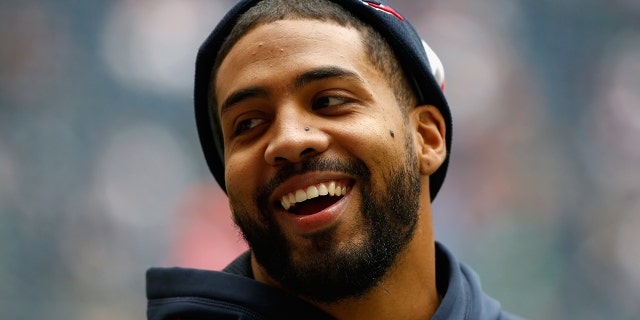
[{"x1": 295, "y1": 196, "x2": 341, "y2": 215}]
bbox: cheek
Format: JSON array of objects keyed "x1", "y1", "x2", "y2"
[
  {"x1": 342, "y1": 118, "x2": 405, "y2": 170},
  {"x1": 225, "y1": 152, "x2": 261, "y2": 198},
  {"x1": 357, "y1": 114, "x2": 405, "y2": 153},
  {"x1": 374, "y1": 118, "x2": 415, "y2": 170}
]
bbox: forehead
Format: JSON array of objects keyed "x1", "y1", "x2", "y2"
[
  {"x1": 214, "y1": 19, "x2": 373, "y2": 103},
  {"x1": 223, "y1": 18, "x2": 364, "y2": 60}
]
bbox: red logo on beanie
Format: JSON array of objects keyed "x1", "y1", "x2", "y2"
[{"x1": 364, "y1": 1, "x2": 404, "y2": 21}]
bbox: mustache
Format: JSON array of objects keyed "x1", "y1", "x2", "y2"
[{"x1": 256, "y1": 157, "x2": 371, "y2": 204}]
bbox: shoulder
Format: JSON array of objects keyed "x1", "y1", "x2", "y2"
[{"x1": 146, "y1": 252, "x2": 334, "y2": 320}]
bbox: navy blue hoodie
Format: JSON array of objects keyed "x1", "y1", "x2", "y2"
[{"x1": 147, "y1": 242, "x2": 521, "y2": 319}]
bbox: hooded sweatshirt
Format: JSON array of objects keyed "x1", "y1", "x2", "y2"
[{"x1": 146, "y1": 242, "x2": 521, "y2": 319}]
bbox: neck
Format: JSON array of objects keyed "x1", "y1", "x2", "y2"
[{"x1": 312, "y1": 213, "x2": 440, "y2": 320}]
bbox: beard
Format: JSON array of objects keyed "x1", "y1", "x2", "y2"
[{"x1": 230, "y1": 141, "x2": 421, "y2": 303}]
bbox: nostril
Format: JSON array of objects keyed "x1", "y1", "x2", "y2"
[{"x1": 300, "y1": 148, "x2": 315, "y2": 157}]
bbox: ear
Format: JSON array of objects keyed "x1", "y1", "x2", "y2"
[{"x1": 409, "y1": 105, "x2": 447, "y2": 175}]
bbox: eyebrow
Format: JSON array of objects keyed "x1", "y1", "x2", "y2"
[
  {"x1": 293, "y1": 66, "x2": 363, "y2": 91},
  {"x1": 219, "y1": 87, "x2": 268, "y2": 116},
  {"x1": 219, "y1": 66, "x2": 364, "y2": 116}
]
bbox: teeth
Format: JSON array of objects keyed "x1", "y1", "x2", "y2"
[
  {"x1": 280, "y1": 181, "x2": 349, "y2": 211},
  {"x1": 295, "y1": 189, "x2": 307, "y2": 202},
  {"x1": 306, "y1": 185, "x2": 319, "y2": 199},
  {"x1": 318, "y1": 183, "x2": 328, "y2": 196},
  {"x1": 288, "y1": 193, "x2": 296, "y2": 205},
  {"x1": 281, "y1": 196, "x2": 291, "y2": 210},
  {"x1": 328, "y1": 181, "x2": 336, "y2": 196}
]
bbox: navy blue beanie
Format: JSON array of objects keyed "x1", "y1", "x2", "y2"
[{"x1": 194, "y1": 0, "x2": 452, "y2": 200}]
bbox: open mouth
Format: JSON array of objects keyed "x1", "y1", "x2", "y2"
[{"x1": 279, "y1": 180, "x2": 351, "y2": 216}]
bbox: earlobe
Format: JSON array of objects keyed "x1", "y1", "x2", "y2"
[{"x1": 410, "y1": 105, "x2": 447, "y2": 175}]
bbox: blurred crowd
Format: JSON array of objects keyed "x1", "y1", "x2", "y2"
[{"x1": 1, "y1": 0, "x2": 638, "y2": 319}]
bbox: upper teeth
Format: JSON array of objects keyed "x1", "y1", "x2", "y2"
[{"x1": 280, "y1": 181, "x2": 348, "y2": 211}]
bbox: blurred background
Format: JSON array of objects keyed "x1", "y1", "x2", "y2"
[{"x1": 1, "y1": 0, "x2": 639, "y2": 318}]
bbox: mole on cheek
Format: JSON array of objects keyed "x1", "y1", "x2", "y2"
[{"x1": 389, "y1": 130, "x2": 395, "y2": 138}]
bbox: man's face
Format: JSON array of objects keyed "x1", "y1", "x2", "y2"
[{"x1": 216, "y1": 19, "x2": 422, "y2": 302}]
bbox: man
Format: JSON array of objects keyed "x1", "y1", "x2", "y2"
[{"x1": 147, "y1": 0, "x2": 520, "y2": 319}]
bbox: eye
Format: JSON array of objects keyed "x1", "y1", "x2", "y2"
[
  {"x1": 312, "y1": 96, "x2": 351, "y2": 110},
  {"x1": 233, "y1": 117, "x2": 267, "y2": 136}
]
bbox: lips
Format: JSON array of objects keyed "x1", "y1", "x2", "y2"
[
  {"x1": 266, "y1": 169, "x2": 358, "y2": 233},
  {"x1": 280, "y1": 180, "x2": 350, "y2": 211}
]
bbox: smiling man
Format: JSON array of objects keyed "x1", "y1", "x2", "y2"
[{"x1": 146, "y1": 0, "x2": 520, "y2": 319}]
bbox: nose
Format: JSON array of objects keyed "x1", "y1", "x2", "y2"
[{"x1": 264, "y1": 110, "x2": 329, "y2": 166}]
